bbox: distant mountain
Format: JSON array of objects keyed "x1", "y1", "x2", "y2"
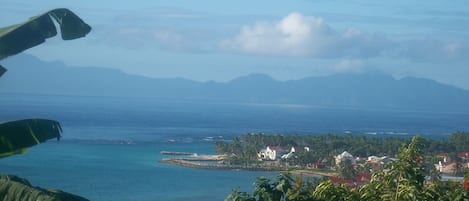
[{"x1": 2, "y1": 54, "x2": 469, "y2": 112}]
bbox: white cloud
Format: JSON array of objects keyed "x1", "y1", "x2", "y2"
[
  {"x1": 220, "y1": 12, "x2": 387, "y2": 58},
  {"x1": 220, "y1": 12, "x2": 469, "y2": 64},
  {"x1": 220, "y1": 12, "x2": 330, "y2": 56},
  {"x1": 91, "y1": 11, "x2": 469, "y2": 64}
]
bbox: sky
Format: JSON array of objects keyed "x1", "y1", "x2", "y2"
[{"x1": 1, "y1": 0, "x2": 469, "y2": 89}]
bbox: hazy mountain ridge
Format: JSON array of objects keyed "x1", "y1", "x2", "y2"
[{"x1": 1, "y1": 54, "x2": 469, "y2": 112}]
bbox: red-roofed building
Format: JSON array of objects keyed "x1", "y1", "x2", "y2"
[
  {"x1": 437, "y1": 152, "x2": 449, "y2": 163},
  {"x1": 458, "y1": 152, "x2": 469, "y2": 160},
  {"x1": 329, "y1": 173, "x2": 371, "y2": 188}
]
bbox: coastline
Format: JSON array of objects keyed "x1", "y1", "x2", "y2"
[
  {"x1": 160, "y1": 158, "x2": 286, "y2": 171},
  {"x1": 159, "y1": 157, "x2": 336, "y2": 178},
  {"x1": 159, "y1": 150, "x2": 337, "y2": 177},
  {"x1": 288, "y1": 169, "x2": 336, "y2": 178}
]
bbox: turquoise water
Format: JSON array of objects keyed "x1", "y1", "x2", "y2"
[
  {"x1": 2, "y1": 94, "x2": 469, "y2": 200},
  {"x1": 0, "y1": 139, "x2": 275, "y2": 201}
]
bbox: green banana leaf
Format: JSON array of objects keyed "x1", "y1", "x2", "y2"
[
  {"x1": 0, "y1": 174, "x2": 89, "y2": 201},
  {"x1": 0, "y1": 8, "x2": 91, "y2": 61},
  {"x1": 0, "y1": 64, "x2": 5, "y2": 77},
  {"x1": 0, "y1": 119, "x2": 62, "y2": 158}
]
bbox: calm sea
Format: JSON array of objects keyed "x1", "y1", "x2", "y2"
[{"x1": 1, "y1": 93, "x2": 469, "y2": 200}]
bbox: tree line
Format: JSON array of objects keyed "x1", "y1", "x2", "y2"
[
  {"x1": 215, "y1": 132, "x2": 469, "y2": 166},
  {"x1": 225, "y1": 136, "x2": 469, "y2": 201}
]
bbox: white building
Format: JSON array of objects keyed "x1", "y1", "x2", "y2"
[
  {"x1": 258, "y1": 146, "x2": 285, "y2": 160},
  {"x1": 281, "y1": 147, "x2": 297, "y2": 159},
  {"x1": 258, "y1": 146, "x2": 309, "y2": 161},
  {"x1": 335, "y1": 151, "x2": 356, "y2": 165},
  {"x1": 367, "y1": 156, "x2": 396, "y2": 164}
]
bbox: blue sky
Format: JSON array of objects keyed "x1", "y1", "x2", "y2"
[{"x1": 2, "y1": 0, "x2": 469, "y2": 89}]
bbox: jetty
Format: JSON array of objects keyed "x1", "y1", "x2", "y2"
[
  {"x1": 160, "y1": 151, "x2": 195, "y2": 156},
  {"x1": 159, "y1": 151, "x2": 334, "y2": 177},
  {"x1": 160, "y1": 158, "x2": 286, "y2": 171}
]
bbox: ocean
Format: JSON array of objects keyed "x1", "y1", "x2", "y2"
[
  {"x1": 1, "y1": 93, "x2": 469, "y2": 200},
  {"x1": 0, "y1": 140, "x2": 276, "y2": 201}
]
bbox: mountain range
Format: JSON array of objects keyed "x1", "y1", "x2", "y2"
[{"x1": 1, "y1": 54, "x2": 469, "y2": 112}]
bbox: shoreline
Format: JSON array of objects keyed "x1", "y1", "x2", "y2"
[
  {"x1": 160, "y1": 151, "x2": 195, "y2": 155},
  {"x1": 160, "y1": 158, "x2": 287, "y2": 171},
  {"x1": 289, "y1": 169, "x2": 336, "y2": 177},
  {"x1": 160, "y1": 158, "x2": 336, "y2": 177},
  {"x1": 159, "y1": 150, "x2": 337, "y2": 177}
]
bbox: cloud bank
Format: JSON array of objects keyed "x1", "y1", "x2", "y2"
[
  {"x1": 92, "y1": 11, "x2": 469, "y2": 64},
  {"x1": 220, "y1": 12, "x2": 469, "y2": 63},
  {"x1": 220, "y1": 12, "x2": 388, "y2": 58}
]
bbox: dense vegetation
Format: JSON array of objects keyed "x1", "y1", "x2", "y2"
[
  {"x1": 216, "y1": 132, "x2": 469, "y2": 170},
  {"x1": 225, "y1": 136, "x2": 469, "y2": 201}
]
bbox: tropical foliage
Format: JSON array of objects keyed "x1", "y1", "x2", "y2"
[
  {"x1": 0, "y1": 175, "x2": 88, "y2": 201},
  {"x1": 0, "y1": 8, "x2": 91, "y2": 61},
  {"x1": 0, "y1": 8, "x2": 91, "y2": 201},
  {"x1": 225, "y1": 136, "x2": 469, "y2": 201},
  {"x1": 216, "y1": 132, "x2": 469, "y2": 170},
  {"x1": 0, "y1": 7, "x2": 90, "y2": 157},
  {"x1": 0, "y1": 119, "x2": 62, "y2": 158},
  {"x1": 226, "y1": 174, "x2": 319, "y2": 201}
]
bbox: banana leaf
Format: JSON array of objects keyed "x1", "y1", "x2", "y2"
[
  {"x1": 0, "y1": 174, "x2": 89, "y2": 201},
  {"x1": 0, "y1": 8, "x2": 91, "y2": 60},
  {"x1": 0, "y1": 119, "x2": 62, "y2": 158},
  {"x1": 0, "y1": 64, "x2": 5, "y2": 77}
]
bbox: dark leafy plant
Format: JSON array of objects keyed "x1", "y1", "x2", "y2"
[
  {"x1": 0, "y1": 119, "x2": 62, "y2": 158},
  {"x1": 226, "y1": 173, "x2": 318, "y2": 201},
  {"x1": 0, "y1": 8, "x2": 90, "y2": 156},
  {"x1": 226, "y1": 136, "x2": 468, "y2": 201},
  {"x1": 0, "y1": 8, "x2": 91, "y2": 201},
  {"x1": 0, "y1": 175, "x2": 88, "y2": 201},
  {"x1": 0, "y1": 8, "x2": 91, "y2": 61}
]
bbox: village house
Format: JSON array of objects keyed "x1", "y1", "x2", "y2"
[
  {"x1": 366, "y1": 156, "x2": 396, "y2": 164},
  {"x1": 258, "y1": 146, "x2": 308, "y2": 161},
  {"x1": 458, "y1": 151, "x2": 469, "y2": 161},
  {"x1": 257, "y1": 146, "x2": 287, "y2": 160},
  {"x1": 437, "y1": 152, "x2": 449, "y2": 163},
  {"x1": 335, "y1": 151, "x2": 356, "y2": 165},
  {"x1": 434, "y1": 151, "x2": 469, "y2": 174},
  {"x1": 436, "y1": 162, "x2": 459, "y2": 174}
]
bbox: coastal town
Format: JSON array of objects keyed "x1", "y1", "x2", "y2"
[{"x1": 161, "y1": 133, "x2": 469, "y2": 189}]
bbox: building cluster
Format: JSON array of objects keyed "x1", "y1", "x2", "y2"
[
  {"x1": 435, "y1": 151, "x2": 469, "y2": 175},
  {"x1": 256, "y1": 146, "x2": 469, "y2": 189},
  {"x1": 257, "y1": 146, "x2": 308, "y2": 161},
  {"x1": 257, "y1": 146, "x2": 468, "y2": 179},
  {"x1": 257, "y1": 146, "x2": 396, "y2": 167}
]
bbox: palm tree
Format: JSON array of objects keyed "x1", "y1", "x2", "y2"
[
  {"x1": 225, "y1": 173, "x2": 317, "y2": 201},
  {"x1": 337, "y1": 158, "x2": 356, "y2": 180},
  {"x1": 226, "y1": 136, "x2": 469, "y2": 201},
  {"x1": 0, "y1": 8, "x2": 91, "y2": 200}
]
